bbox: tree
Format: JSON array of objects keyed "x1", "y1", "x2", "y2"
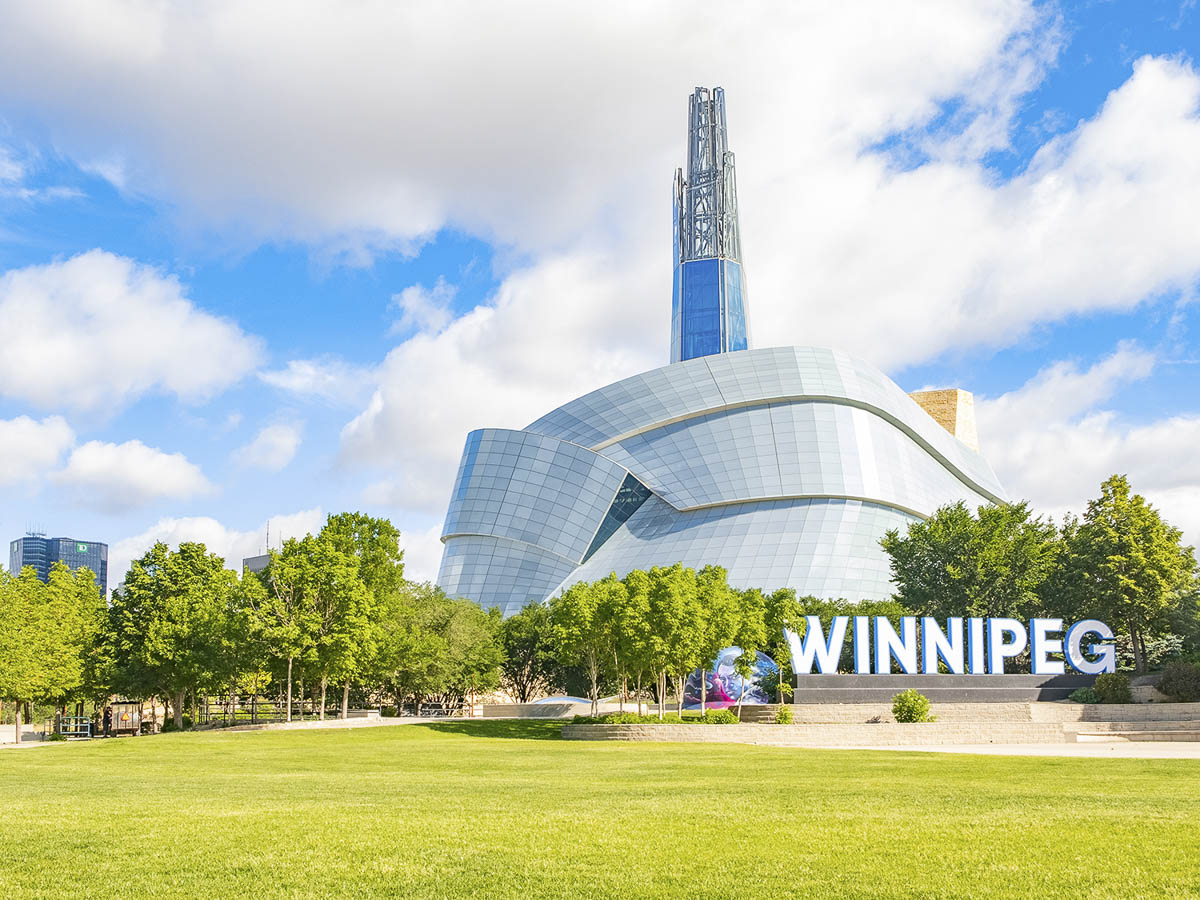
[
  {"x1": 0, "y1": 568, "x2": 39, "y2": 743},
  {"x1": 550, "y1": 577, "x2": 617, "y2": 717},
  {"x1": 731, "y1": 587, "x2": 767, "y2": 718},
  {"x1": 615, "y1": 569, "x2": 655, "y2": 714},
  {"x1": 319, "y1": 513, "x2": 403, "y2": 716},
  {"x1": 105, "y1": 542, "x2": 235, "y2": 729},
  {"x1": 497, "y1": 603, "x2": 560, "y2": 703},
  {"x1": 644, "y1": 563, "x2": 703, "y2": 716},
  {"x1": 694, "y1": 565, "x2": 739, "y2": 714},
  {"x1": 763, "y1": 587, "x2": 804, "y2": 704},
  {"x1": 881, "y1": 501, "x2": 1060, "y2": 620},
  {"x1": 1070, "y1": 475, "x2": 1198, "y2": 673}
]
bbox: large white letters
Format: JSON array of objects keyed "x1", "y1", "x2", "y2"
[
  {"x1": 1065, "y1": 619, "x2": 1117, "y2": 674},
  {"x1": 987, "y1": 618, "x2": 1028, "y2": 674},
  {"x1": 781, "y1": 616, "x2": 1113, "y2": 675},
  {"x1": 786, "y1": 616, "x2": 848, "y2": 675},
  {"x1": 874, "y1": 616, "x2": 918, "y2": 675},
  {"x1": 1030, "y1": 618, "x2": 1065, "y2": 675},
  {"x1": 921, "y1": 617, "x2": 964, "y2": 675}
]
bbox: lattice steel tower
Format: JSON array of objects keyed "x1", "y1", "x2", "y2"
[{"x1": 670, "y1": 86, "x2": 749, "y2": 363}]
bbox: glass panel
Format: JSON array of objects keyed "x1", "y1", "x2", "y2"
[
  {"x1": 582, "y1": 474, "x2": 654, "y2": 562},
  {"x1": 679, "y1": 258, "x2": 722, "y2": 360}
]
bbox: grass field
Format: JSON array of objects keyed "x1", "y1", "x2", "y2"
[{"x1": 1, "y1": 721, "x2": 1197, "y2": 898}]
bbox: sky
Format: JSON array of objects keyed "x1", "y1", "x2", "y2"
[{"x1": 1, "y1": 0, "x2": 1199, "y2": 589}]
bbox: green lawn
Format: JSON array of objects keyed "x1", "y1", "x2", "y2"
[{"x1": 0, "y1": 722, "x2": 1196, "y2": 898}]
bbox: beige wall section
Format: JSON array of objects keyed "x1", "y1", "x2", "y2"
[{"x1": 908, "y1": 388, "x2": 980, "y2": 452}]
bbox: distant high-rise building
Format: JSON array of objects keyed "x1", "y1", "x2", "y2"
[
  {"x1": 9, "y1": 533, "x2": 109, "y2": 596},
  {"x1": 242, "y1": 553, "x2": 270, "y2": 574},
  {"x1": 671, "y1": 86, "x2": 749, "y2": 363}
]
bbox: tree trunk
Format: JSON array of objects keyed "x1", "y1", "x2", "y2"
[
  {"x1": 676, "y1": 676, "x2": 684, "y2": 716},
  {"x1": 286, "y1": 657, "x2": 294, "y2": 722},
  {"x1": 736, "y1": 679, "x2": 747, "y2": 720},
  {"x1": 589, "y1": 656, "x2": 599, "y2": 717},
  {"x1": 700, "y1": 665, "x2": 707, "y2": 715},
  {"x1": 341, "y1": 680, "x2": 350, "y2": 719},
  {"x1": 173, "y1": 690, "x2": 185, "y2": 731},
  {"x1": 619, "y1": 675, "x2": 625, "y2": 713},
  {"x1": 13, "y1": 700, "x2": 20, "y2": 745},
  {"x1": 298, "y1": 678, "x2": 305, "y2": 720},
  {"x1": 1131, "y1": 623, "x2": 1146, "y2": 675},
  {"x1": 635, "y1": 674, "x2": 643, "y2": 716}
]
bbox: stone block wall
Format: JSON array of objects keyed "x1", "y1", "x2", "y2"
[{"x1": 908, "y1": 388, "x2": 979, "y2": 451}]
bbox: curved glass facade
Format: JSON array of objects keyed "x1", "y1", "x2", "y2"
[{"x1": 438, "y1": 346, "x2": 1007, "y2": 616}]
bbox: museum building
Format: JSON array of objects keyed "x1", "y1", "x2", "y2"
[{"x1": 437, "y1": 87, "x2": 1007, "y2": 617}]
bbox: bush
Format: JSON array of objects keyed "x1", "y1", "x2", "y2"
[
  {"x1": 892, "y1": 689, "x2": 932, "y2": 723},
  {"x1": 48, "y1": 732, "x2": 67, "y2": 742},
  {"x1": 694, "y1": 709, "x2": 738, "y2": 725},
  {"x1": 1093, "y1": 672, "x2": 1132, "y2": 704},
  {"x1": 1157, "y1": 661, "x2": 1200, "y2": 702},
  {"x1": 1069, "y1": 687, "x2": 1100, "y2": 704},
  {"x1": 774, "y1": 705, "x2": 794, "y2": 724}
]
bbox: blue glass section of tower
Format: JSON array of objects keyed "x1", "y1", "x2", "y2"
[{"x1": 670, "y1": 87, "x2": 749, "y2": 363}]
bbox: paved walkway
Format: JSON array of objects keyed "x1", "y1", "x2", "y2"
[{"x1": 820, "y1": 742, "x2": 1200, "y2": 758}]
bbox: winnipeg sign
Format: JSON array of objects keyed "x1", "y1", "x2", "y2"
[{"x1": 785, "y1": 617, "x2": 1117, "y2": 677}]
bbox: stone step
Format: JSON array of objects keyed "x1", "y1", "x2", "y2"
[
  {"x1": 1064, "y1": 720, "x2": 1200, "y2": 733},
  {"x1": 1074, "y1": 730, "x2": 1200, "y2": 743}
]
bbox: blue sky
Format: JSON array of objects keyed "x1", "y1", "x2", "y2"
[{"x1": 0, "y1": 1, "x2": 1198, "y2": 584}]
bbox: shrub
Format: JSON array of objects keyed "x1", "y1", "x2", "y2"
[
  {"x1": 892, "y1": 689, "x2": 932, "y2": 723},
  {"x1": 1157, "y1": 662, "x2": 1200, "y2": 702},
  {"x1": 1069, "y1": 687, "x2": 1100, "y2": 704},
  {"x1": 1093, "y1": 672, "x2": 1132, "y2": 704},
  {"x1": 48, "y1": 732, "x2": 67, "y2": 742},
  {"x1": 774, "y1": 705, "x2": 794, "y2": 724},
  {"x1": 694, "y1": 709, "x2": 738, "y2": 725}
]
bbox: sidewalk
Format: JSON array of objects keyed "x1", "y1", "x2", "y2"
[{"x1": 820, "y1": 742, "x2": 1200, "y2": 759}]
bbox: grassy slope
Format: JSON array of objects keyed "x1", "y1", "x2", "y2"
[{"x1": 0, "y1": 721, "x2": 1196, "y2": 899}]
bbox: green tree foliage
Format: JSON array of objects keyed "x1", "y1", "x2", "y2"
[
  {"x1": 762, "y1": 588, "x2": 804, "y2": 702},
  {"x1": 550, "y1": 576, "x2": 622, "y2": 716},
  {"x1": 730, "y1": 588, "x2": 767, "y2": 718},
  {"x1": 0, "y1": 565, "x2": 104, "y2": 742},
  {"x1": 496, "y1": 603, "x2": 561, "y2": 703},
  {"x1": 1067, "y1": 475, "x2": 1198, "y2": 673},
  {"x1": 105, "y1": 542, "x2": 237, "y2": 729},
  {"x1": 881, "y1": 501, "x2": 1061, "y2": 621},
  {"x1": 694, "y1": 565, "x2": 739, "y2": 713},
  {"x1": 376, "y1": 582, "x2": 500, "y2": 709}
]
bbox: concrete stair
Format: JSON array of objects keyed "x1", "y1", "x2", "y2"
[{"x1": 1065, "y1": 720, "x2": 1200, "y2": 742}]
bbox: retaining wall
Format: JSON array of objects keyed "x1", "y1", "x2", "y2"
[{"x1": 561, "y1": 722, "x2": 1069, "y2": 746}]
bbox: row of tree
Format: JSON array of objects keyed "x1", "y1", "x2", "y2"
[
  {"x1": 882, "y1": 475, "x2": 1200, "y2": 673},
  {"x1": 3, "y1": 475, "x2": 1197, "y2": 735},
  {"x1": 2, "y1": 512, "x2": 501, "y2": 732},
  {"x1": 513, "y1": 564, "x2": 905, "y2": 717}
]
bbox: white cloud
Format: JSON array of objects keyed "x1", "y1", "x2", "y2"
[
  {"x1": 0, "y1": 250, "x2": 263, "y2": 411},
  {"x1": 52, "y1": 439, "x2": 211, "y2": 512},
  {"x1": 259, "y1": 357, "x2": 371, "y2": 406},
  {"x1": 0, "y1": 415, "x2": 74, "y2": 486},
  {"x1": 390, "y1": 277, "x2": 455, "y2": 335},
  {"x1": 0, "y1": 144, "x2": 24, "y2": 183},
  {"x1": 398, "y1": 522, "x2": 448, "y2": 586},
  {"x1": 5, "y1": 4, "x2": 1200, "y2": 524},
  {"x1": 108, "y1": 507, "x2": 324, "y2": 590},
  {"x1": 977, "y1": 345, "x2": 1200, "y2": 546},
  {"x1": 233, "y1": 422, "x2": 303, "y2": 472}
]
